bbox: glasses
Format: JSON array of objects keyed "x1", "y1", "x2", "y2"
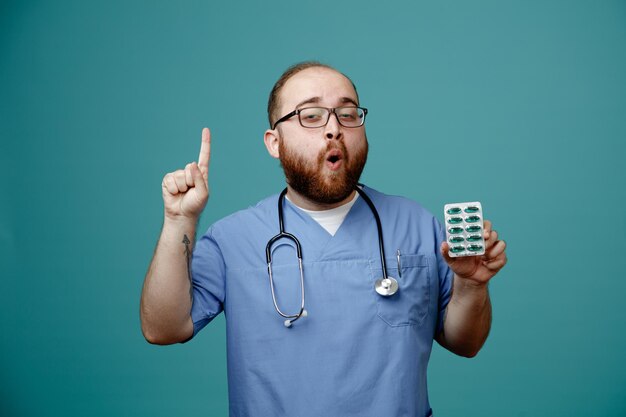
[{"x1": 272, "y1": 106, "x2": 368, "y2": 130}]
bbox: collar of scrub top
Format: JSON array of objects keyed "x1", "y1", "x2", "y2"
[{"x1": 265, "y1": 185, "x2": 399, "y2": 328}]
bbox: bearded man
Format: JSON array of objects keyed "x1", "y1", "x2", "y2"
[{"x1": 140, "y1": 61, "x2": 507, "y2": 417}]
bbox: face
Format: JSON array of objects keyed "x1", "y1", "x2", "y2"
[{"x1": 270, "y1": 67, "x2": 368, "y2": 205}]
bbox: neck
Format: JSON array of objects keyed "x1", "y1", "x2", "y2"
[{"x1": 286, "y1": 186, "x2": 357, "y2": 211}]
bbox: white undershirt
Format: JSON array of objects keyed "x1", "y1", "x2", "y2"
[{"x1": 286, "y1": 192, "x2": 359, "y2": 236}]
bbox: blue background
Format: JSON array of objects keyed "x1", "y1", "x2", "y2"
[{"x1": 1, "y1": 1, "x2": 625, "y2": 415}]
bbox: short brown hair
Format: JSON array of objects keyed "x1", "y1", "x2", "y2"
[{"x1": 267, "y1": 61, "x2": 358, "y2": 128}]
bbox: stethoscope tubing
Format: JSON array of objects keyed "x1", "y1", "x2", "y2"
[
  {"x1": 354, "y1": 186, "x2": 390, "y2": 280},
  {"x1": 265, "y1": 189, "x2": 306, "y2": 323},
  {"x1": 265, "y1": 185, "x2": 393, "y2": 326}
]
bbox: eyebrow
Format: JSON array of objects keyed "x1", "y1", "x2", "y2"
[{"x1": 295, "y1": 96, "x2": 359, "y2": 109}]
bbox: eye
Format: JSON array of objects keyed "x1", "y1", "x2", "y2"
[
  {"x1": 337, "y1": 107, "x2": 358, "y2": 120},
  {"x1": 300, "y1": 108, "x2": 325, "y2": 121}
]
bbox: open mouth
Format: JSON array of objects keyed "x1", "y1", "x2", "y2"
[{"x1": 325, "y1": 149, "x2": 343, "y2": 170}]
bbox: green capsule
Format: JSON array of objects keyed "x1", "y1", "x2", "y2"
[
  {"x1": 446, "y1": 207, "x2": 462, "y2": 215},
  {"x1": 450, "y1": 245, "x2": 465, "y2": 253},
  {"x1": 449, "y1": 236, "x2": 465, "y2": 243},
  {"x1": 465, "y1": 215, "x2": 481, "y2": 223},
  {"x1": 467, "y1": 244, "x2": 483, "y2": 252},
  {"x1": 447, "y1": 217, "x2": 463, "y2": 224},
  {"x1": 466, "y1": 234, "x2": 482, "y2": 242},
  {"x1": 448, "y1": 226, "x2": 464, "y2": 234},
  {"x1": 466, "y1": 225, "x2": 482, "y2": 233},
  {"x1": 464, "y1": 206, "x2": 480, "y2": 213}
]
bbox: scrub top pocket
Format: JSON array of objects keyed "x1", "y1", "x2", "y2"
[{"x1": 370, "y1": 254, "x2": 431, "y2": 327}]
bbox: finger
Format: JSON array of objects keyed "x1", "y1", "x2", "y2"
[
  {"x1": 484, "y1": 230, "x2": 499, "y2": 250},
  {"x1": 198, "y1": 127, "x2": 211, "y2": 179},
  {"x1": 173, "y1": 170, "x2": 188, "y2": 193},
  {"x1": 185, "y1": 163, "x2": 194, "y2": 187},
  {"x1": 162, "y1": 173, "x2": 179, "y2": 195},
  {"x1": 485, "y1": 239, "x2": 506, "y2": 259},
  {"x1": 483, "y1": 219, "x2": 492, "y2": 239},
  {"x1": 190, "y1": 162, "x2": 208, "y2": 197},
  {"x1": 482, "y1": 252, "x2": 507, "y2": 270}
]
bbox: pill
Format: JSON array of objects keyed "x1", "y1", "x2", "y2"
[
  {"x1": 466, "y1": 225, "x2": 481, "y2": 233},
  {"x1": 444, "y1": 202, "x2": 484, "y2": 257},
  {"x1": 466, "y1": 234, "x2": 482, "y2": 242},
  {"x1": 467, "y1": 244, "x2": 483, "y2": 252}
]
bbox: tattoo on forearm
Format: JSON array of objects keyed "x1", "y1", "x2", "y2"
[{"x1": 183, "y1": 234, "x2": 193, "y2": 301}]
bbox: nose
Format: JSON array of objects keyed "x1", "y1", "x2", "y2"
[{"x1": 324, "y1": 110, "x2": 343, "y2": 140}]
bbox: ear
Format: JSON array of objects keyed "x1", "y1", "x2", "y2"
[{"x1": 264, "y1": 129, "x2": 280, "y2": 159}]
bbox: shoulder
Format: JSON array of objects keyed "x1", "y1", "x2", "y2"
[
  {"x1": 360, "y1": 185, "x2": 446, "y2": 259},
  {"x1": 205, "y1": 193, "x2": 279, "y2": 238},
  {"x1": 362, "y1": 185, "x2": 437, "y2": 222}
]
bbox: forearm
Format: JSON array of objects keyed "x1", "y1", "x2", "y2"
[
  {"x1": 438, "y1": 275, "x2": 492, "y2": 357},
  {"x1": 140, "y1": 217, "x2": 196, "y2": 344}
]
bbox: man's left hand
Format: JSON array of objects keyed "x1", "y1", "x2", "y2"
[{"x1": 441, "y1": 220, "x2": 507, "y2": 285}]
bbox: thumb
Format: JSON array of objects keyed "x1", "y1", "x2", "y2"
[{"x1": 440, "y1": 242, "x2": 455, "y2": 265}]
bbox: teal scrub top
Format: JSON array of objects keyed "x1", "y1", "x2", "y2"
[{"x1": 190, "y1": 185, "x2": 453, "y2": 417}]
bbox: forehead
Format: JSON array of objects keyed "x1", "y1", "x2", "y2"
[{"x1": 279, "y1": 67, "x2": 358, "y2": 111}]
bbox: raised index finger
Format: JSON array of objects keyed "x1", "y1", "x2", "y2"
[{"x1": 198, "y1": 127, "x2": 211, "y2": 178}]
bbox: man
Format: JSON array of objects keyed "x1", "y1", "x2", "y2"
[{"x1": 140, "y1": 61, "x2": 507, "y2": 417}]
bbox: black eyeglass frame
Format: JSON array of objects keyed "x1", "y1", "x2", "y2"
[{"x1": 271, "y1": 106, "x2": 368, "y2": 130}]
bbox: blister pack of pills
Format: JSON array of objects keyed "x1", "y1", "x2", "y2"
[{"x1": 444, "y1": 202, "x2": 485, "y2": 257}]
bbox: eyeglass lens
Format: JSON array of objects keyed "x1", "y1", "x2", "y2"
[{"x1": 299, "y1": 107, "x2": 365, "y2": 128}]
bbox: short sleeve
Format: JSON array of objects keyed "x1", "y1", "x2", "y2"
[
  {"x1": 188, "y1": 227, "x2": 226, "y2": 338},
  {"x1": 434, "y1": 217, "x2": 454, "y2": 335}
]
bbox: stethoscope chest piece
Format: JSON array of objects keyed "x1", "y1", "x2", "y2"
[{"x1": 375, "y1": 277, "x2": 399, "y2": 296}]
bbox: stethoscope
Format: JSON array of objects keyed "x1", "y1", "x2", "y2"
[{"x1": 265, "y1": 186, "x2": 399, "y2": 328}]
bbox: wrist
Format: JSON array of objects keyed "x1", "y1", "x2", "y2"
[
  {"x1": 454, "y1": 274, "x2": 489, "y2": 292},
  {"x1": 163, "y1": 212, "x2": 199, "y2": 228},
  {"x1": 162, "y1": 214, "x2": 198, "y2": 239},
  {"x1": 452, "y1": 274, "x2": 490, "y2": 311}
]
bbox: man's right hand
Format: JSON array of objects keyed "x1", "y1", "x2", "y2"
[{"x1": 161, "y1": 128, "x2": 211, "y2": 221}]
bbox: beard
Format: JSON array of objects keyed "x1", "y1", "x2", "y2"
[{"x1": 279, "y1": 137, "x2": 368, "y2": 205}]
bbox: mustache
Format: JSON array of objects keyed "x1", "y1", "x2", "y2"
[
  {"x1": 325, "y1": 141, "x2": 346, "y2": 151},
  {"x1": 320, "y1": 141, "x2": 348, "y2": 159}
]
